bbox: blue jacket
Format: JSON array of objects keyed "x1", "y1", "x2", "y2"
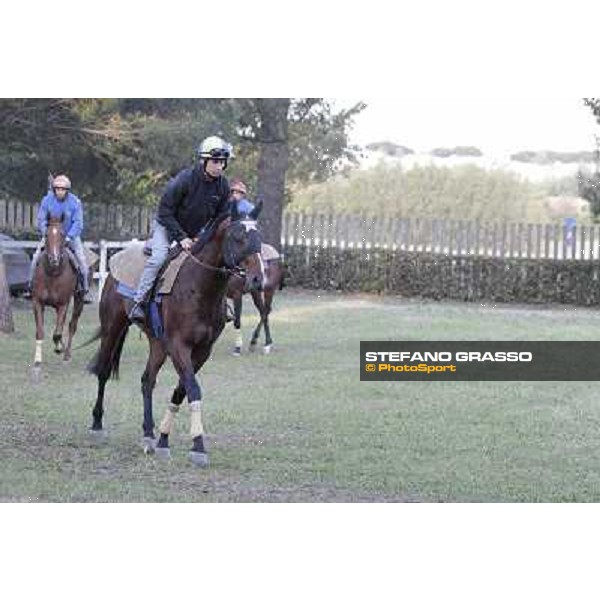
[{"x1": 37, "y1": 192, "x2": 84, "y2": 239}]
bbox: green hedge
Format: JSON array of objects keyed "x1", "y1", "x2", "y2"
[{"x1": 282, "y1": 245, "x2": 600, "y2": 305}]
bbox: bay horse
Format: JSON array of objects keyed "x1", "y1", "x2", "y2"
[
  {"x1": 227, "y1": 255, "x2": 285, "y2": 355},
  {"x1": 87, "y1": 202, "x2": 264, "y2": 467},
  {"x1": 31, "y1": 216, "x2": 84, "y2": 368}
]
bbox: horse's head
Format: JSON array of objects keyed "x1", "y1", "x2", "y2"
[
  {"x1": 220, "y1": 201, "x2": 264, "y2": 293},
  {"x1": 45, "y1": 217, "x2": 65, "y2": 270}
]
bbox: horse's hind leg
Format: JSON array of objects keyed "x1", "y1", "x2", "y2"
[
  {"x1": 262, "y1": 289, "x2": 274, "y2": 354},
  {"x1": 249, "y1": 291, "x2": 265, "y2": 353},
  {"x1": 53, "y1": 303, "x2": 69, "y2": 354},
  {"x1": 89, "y1": 289, "x2": 129, "y2": 435},
  {"x1": 140, "y1": 338, "x2": 167, "y2": 454},
  {"x1": 63, "y1": 295, "x2": 84, "y2": 362},
  {"x1": 232, "y1": 294, "x2": 243, "y2": 356}
]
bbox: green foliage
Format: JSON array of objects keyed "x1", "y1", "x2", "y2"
[
  {"x1": 430, "y1": 146, "x2": 483, "y2": 158},
  {"x1": 366, "y1": 141, "x2": 414, "y2": 157},
  {"x1": 0, "y1": 98, "x2": 363, "y2": 207},
  {"x1": 584, "y1": 97, "x2": 600, "y2": 121},
  {"x1": 283, "y1": 246, "x2": 600, "y2": 306},
  {"x1": 511, "y1": 150, "x2": 595, "y2": 164},
  {"x1": 578, "y1": 169, "x2": 600, "y2": 220},
  {"x1": 290, "y1": 163, "x2": 543, "y2": 221}
]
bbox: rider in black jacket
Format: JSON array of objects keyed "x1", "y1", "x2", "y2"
[{"x1": 129, "y1": 136, "x2": 233, "y2": 321}]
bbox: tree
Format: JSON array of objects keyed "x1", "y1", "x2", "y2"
[
  {"x1": 0, "y1": 245, "x2": 14, "y2": 333},
  {"x1": 0, "y1": 98, "x2": 365, "y2": 245},
  {"x1": 0, "y1": 99, "x2": 125, "y2": 201},
  {"x1": 254, "y1": 99, "x2": 290, "y2": 250},
  {"x1": 230, "y1": 98, "x2": 365, "y2": 249}
]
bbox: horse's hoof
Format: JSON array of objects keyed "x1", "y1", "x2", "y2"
[
  {"x1": 263, "y1": 344, "x2": 273, "y2": 355},
  {"x1": 232, "y1": 347, "x2": 241, "y2": 357},
  {"x1": 142, "y1": 437, "x2": 156, "y2": 454},
  {"x1": 155, "y1": 447, "x2": 171, "y2": 459},
  {"x1": 248, "y1": 344, "x2": 257, "y2": 353},
  {"x1": 63, "y1": 354, "x2": 72, "y2": 363},
  {"x1": 189, "y1": 451, "x2": 209, "y2": 468},
  {"x1": 30, "y1": 365, "x2": 42, "y2": 383},
  {"x1": 89, "y1": 428, "x2": 108, "y2": 443},
  {"x1": 54, "y1": 348, "x2": 63, "y2": 355}
]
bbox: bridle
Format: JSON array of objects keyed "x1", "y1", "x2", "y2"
[
  {"x1": 182, "y1": 249, "x2": 247, "y2": 281},
  {"x1": 181, "y1": 217, "x2": 261, "y2": 282}
]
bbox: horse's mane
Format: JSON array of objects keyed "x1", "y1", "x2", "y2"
[{"x1": 190, "y1": 212, "x2": 231, "y2": 255}]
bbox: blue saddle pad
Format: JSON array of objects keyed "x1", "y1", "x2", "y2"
[{"x1": 116, "y1": 282, "x2": 164, "y2": 339}]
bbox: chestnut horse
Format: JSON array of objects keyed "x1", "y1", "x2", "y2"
[
  {"x1": 227, "y1": 257, "x2": 285, "y2": 355},
  {"x1": 31, "y1": 217, "x2": 84, "y2": 367},
  {"x1": 87, "y1": 203, "x2": 264, "y2": 466}
]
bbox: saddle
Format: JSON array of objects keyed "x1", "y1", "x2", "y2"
[
  {"x1": 261, "y1": 243, "x2": 281, "y2": 263},
  {"x1": 109, "y1": 241, "x2": 188, "y2": 296}
]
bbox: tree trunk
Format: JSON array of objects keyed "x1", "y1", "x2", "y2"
[
  {"x1": 0, "y1": 245, "x2": 15, "y2": 333},
  {"x1": 255, "y1": 99, "x2": 290, "y2": 251}
]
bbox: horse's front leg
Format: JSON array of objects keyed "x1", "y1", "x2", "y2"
[
  {"x1": 155, "y1": 383, "x2": 186, "y2": 458},
  {"x1": 32, "y1": 300, "x2": 45, "y2": 368},
  {"x1": 140, "y1": 338, "x2": 167, "y2": 454},
  {"x1": 170, "y1": 342, "x2": 211, "y2": 467},
  {"x1": 53, "y1": 303, "x2": 69, "y2": 354}
]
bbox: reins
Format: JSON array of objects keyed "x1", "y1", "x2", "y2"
[{"x1": 182, "y1": 248, "x2": 247, "y2": 281}]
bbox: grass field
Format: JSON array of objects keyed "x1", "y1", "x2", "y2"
[{"x1": 2, "y1": 290, "x2": 600, "y2": 502}]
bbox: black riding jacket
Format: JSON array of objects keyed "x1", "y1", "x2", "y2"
[{"x1": 156, "y1": 166, "x2": 230, "y2": 243}]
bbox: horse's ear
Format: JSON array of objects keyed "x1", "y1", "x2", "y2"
[
  {"x1": 249, "y1": 200, "x2": 263, "y2": 220},
  {"x1": 230, "y1": 200, "x2": 240, "y2": 221}
]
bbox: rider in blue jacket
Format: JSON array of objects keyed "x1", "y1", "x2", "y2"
[
  {"x1": 229, "y1": 178, "x2": 255, "y2": 216},
  {"x1": 27, "y1": 174, "x2": 92, "y2": 302}
]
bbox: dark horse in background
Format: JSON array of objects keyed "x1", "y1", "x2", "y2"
[
  {"x1": 31, "y1": 216, "x2": 84, "y2": 369},
  {"x1": 226, "y1": 253, "x2": 285, "y2": 355},
  {"x1": 87, "y1": 203, "x2": 264, "y2": 467}
]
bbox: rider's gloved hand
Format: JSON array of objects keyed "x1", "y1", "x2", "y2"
[{"x1": 179, "y1": 237, "x2": 193, "y2": 251}]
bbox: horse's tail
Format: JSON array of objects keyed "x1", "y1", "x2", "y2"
[
  {"x1": 87, "y1": 323, "x2": 129, "y2": 380},
  {"x1": 86, "y1": 275, "x2": 130, "y2": 380}
]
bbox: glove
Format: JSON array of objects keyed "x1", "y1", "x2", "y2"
[{"x1": 179, "y1": 237, "x2": 194, "y2": 251}]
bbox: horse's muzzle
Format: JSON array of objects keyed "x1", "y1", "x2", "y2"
[{"x1": 48, "y1": 255, "x2": 62, "y2": 269}]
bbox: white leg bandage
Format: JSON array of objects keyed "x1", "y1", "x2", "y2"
[
  {"x1": 34, "y1": 340, "x2": 43, "y2": 364},
  {"x1": 159, "y1": 402, "x2": 180, "y2": 435},
  {"x1": 235, "y1": 332, "x2": 243, "y2": 349},
  {"x1": 189, "y1": 401, "x2": 204, "y2": 438}
]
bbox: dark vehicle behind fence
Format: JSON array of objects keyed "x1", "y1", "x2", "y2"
[{"x1": 0, "y1": 233, "x2": 31, "y2": 296}]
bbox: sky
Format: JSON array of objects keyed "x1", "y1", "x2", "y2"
[{"x1": 338, "y1": 98, "x2": 600, "y2": 159}]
